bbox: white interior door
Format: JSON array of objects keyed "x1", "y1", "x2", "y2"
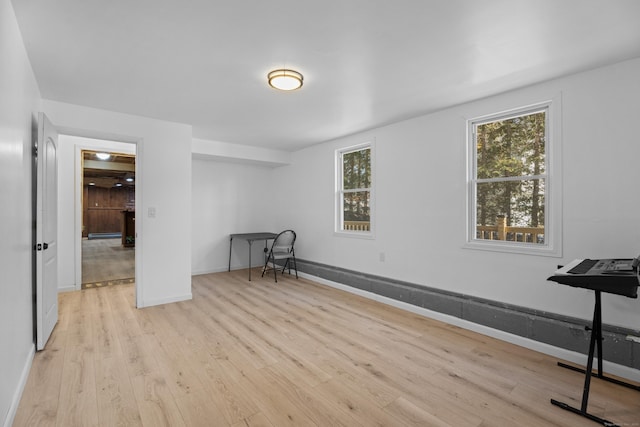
[{"x1": 36, "y1": 112, "x2": 59, "y2": 351}]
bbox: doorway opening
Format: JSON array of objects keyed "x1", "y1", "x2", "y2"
[{"x1": 81, "y1": 150, "x2": 135, "y2": 289}]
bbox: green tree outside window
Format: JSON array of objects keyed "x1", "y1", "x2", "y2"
[
  {"x1": 474, "y1": 110, "x2": 546, "y2": 244},
  {"x1": 339, "y1": 146, "x2": 372, "y2": 233}
]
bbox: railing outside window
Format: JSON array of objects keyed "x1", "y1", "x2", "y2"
[
  {"x1": 343, "y1": 221, "x2": 370, "y2": 232},
  {"x1": 476, "y1": 215, "x2": 544, "y2": 244}
]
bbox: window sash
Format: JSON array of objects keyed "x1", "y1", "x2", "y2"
[
  {"x1": 475, "y1": 174, "x2": 546, "y2": 184},
  {"x1": 473, "y1": 107, "x2": 548, "y2": 181},
  {"x1": 336, "y1": 143, "x2": 373, "y2": 236},
  {"x1": 468, "y1": 102, "x2": 555, "y2": 253},
  {"x1": 342, "y1": 187, "x2": 370, "y2": 193}
]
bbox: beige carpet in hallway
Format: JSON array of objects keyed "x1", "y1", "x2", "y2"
[{"x1": 81, "y1": 238, "x2": 134, "y2": 289}]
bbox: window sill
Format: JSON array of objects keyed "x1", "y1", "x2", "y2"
[
  {"x1": 334, "y1": 230, "x2": 375, "y2": 240},
  {"x1": 463, "y1": 239, "x2": 561, "y2": 257}
]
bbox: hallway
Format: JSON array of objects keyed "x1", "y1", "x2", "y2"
[{"x1": 82, "y1": 238, "x2": 134, "y2": 289}]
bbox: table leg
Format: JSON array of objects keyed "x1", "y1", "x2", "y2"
[
  {"x1": 248, "y1": 241, "x2": 253, "y2": 281},
  {"x1": 264, "y1": 240, "x2": 268, "y2": 261},
  {"x1": 228, "y1": 236, "x2": 233, "y2": 272}
]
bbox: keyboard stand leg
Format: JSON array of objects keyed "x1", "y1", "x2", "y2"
[
  {"x1": 556, "y1": 289, "x2": 640, "y2": 392},
  {"x1": 550, "y1": 291, "x2": 620, "y2": 426},
  {"x1": 557, "y1": 361, "x2": 640, "y2": 391}
]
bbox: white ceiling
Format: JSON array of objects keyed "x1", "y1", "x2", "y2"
[{"x1": 12, "y1": 0, "x2": 640, "y2": 151}]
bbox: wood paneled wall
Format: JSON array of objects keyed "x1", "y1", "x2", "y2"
[{"x1": 83, "y1": 186, "x2": 135, "y2": 237}]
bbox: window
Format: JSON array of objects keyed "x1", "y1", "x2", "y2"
[
  {"x1": 336, "y1": 143, "x2": 373, "y2": 236},
  {"x1": 467, "y1": 100, "x2": 561, "y2": 256}
]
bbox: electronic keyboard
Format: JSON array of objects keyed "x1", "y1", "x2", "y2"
[{"x1": 548, "y1": 258, "x2": 639, "y2": 298}]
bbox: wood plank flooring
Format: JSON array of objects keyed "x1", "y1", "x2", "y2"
[{"x1": 14, "y1": 270, "x2": 640, "y2": 426}]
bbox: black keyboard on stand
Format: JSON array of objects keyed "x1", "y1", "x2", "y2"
[
  {"x1": 546, "y1": 257, "x2": 640, "y2": 426},
  {"x1": 549, "y1": 258, "x2": 638, "y2": 298}
]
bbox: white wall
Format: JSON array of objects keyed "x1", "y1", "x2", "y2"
[
  {"x1": 191, "y1": 158, "x2": 274, "y2": 275},
  {"x1": 192, "y1": 138, "x2": 291, "y2": 166},
  {"x1": 0, "y1": 0, "x2": 41, "y2": 425},
  {"x1": 42, "y1": 100, "x2": 192, "y2": 308},
  {"x1": 57, "y1": 135, "x2": 136, "y2": 291},
  {"x1": 272, "y1": 57, "x2": 640, "y2": 331}
]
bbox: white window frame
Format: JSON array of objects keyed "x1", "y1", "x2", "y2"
[
  {"x1": 335, "y1": 141, "x2": 375, "y2": 238},
  {"x1": 464, "y1": 97, "x2": 562, "y2": 257}
]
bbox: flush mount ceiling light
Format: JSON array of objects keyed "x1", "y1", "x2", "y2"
[
  {"x1": 268, "y1": 69, "x2": 303, "y2": 91},
  {"x1": 95, "y1": 152, "x2": 111, "y2": 160}
]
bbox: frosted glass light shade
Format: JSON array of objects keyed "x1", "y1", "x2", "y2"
[{"x1": 268, "y1": 69, "x2": 303, "y2": 91}]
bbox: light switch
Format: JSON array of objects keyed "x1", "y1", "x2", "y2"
[{"x1": 148, "y1": 207, "x2": 156, "y2": 218}]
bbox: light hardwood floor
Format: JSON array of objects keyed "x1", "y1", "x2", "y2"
[{"x1": 14, "y1": 269, "x2": 640, "y2": 426}]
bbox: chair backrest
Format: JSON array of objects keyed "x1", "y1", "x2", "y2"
[{"x1": 272, "y1": 230, "x2": 296, "y2": 253}]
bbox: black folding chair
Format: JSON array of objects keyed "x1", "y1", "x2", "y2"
[{"x1": 261, "y1": 230, "x2": 298, "y2": 282}]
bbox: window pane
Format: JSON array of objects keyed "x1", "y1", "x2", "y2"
[
  {"x1": 476, "y1": 179, "x2": 545, "y2": 244},
  {"x1": 476, "y1": 111, "x2": 546, "y2": 180},
  {"x1": 343, "y1": 191, "x2": 370, "y2": 231},
  {"x1": 343, "y1": 148, "x2": 371, "y2": 190}
]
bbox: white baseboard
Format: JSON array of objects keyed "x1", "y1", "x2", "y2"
[
  {"x1": 192, "y1": 265, "x2": 266, "y2": 277},
  {"x1": 299, "y1": 271, "x2": 640, "y2": 384},
  {"x1": 192, "y1": 266, "x2": 229, "y2": 276},
  {"x1": 4, "y1": 344, "x2": 35, "y2": 427},
  {"x1": 138, "y1": 293, "x2": 192, "y2": 308},
  {"x1": 57, "y1": 284, "x2": 77, "y2": 293},
  {"x1": 194, "y1": 263, "x2": 270, "y2": 275}
]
